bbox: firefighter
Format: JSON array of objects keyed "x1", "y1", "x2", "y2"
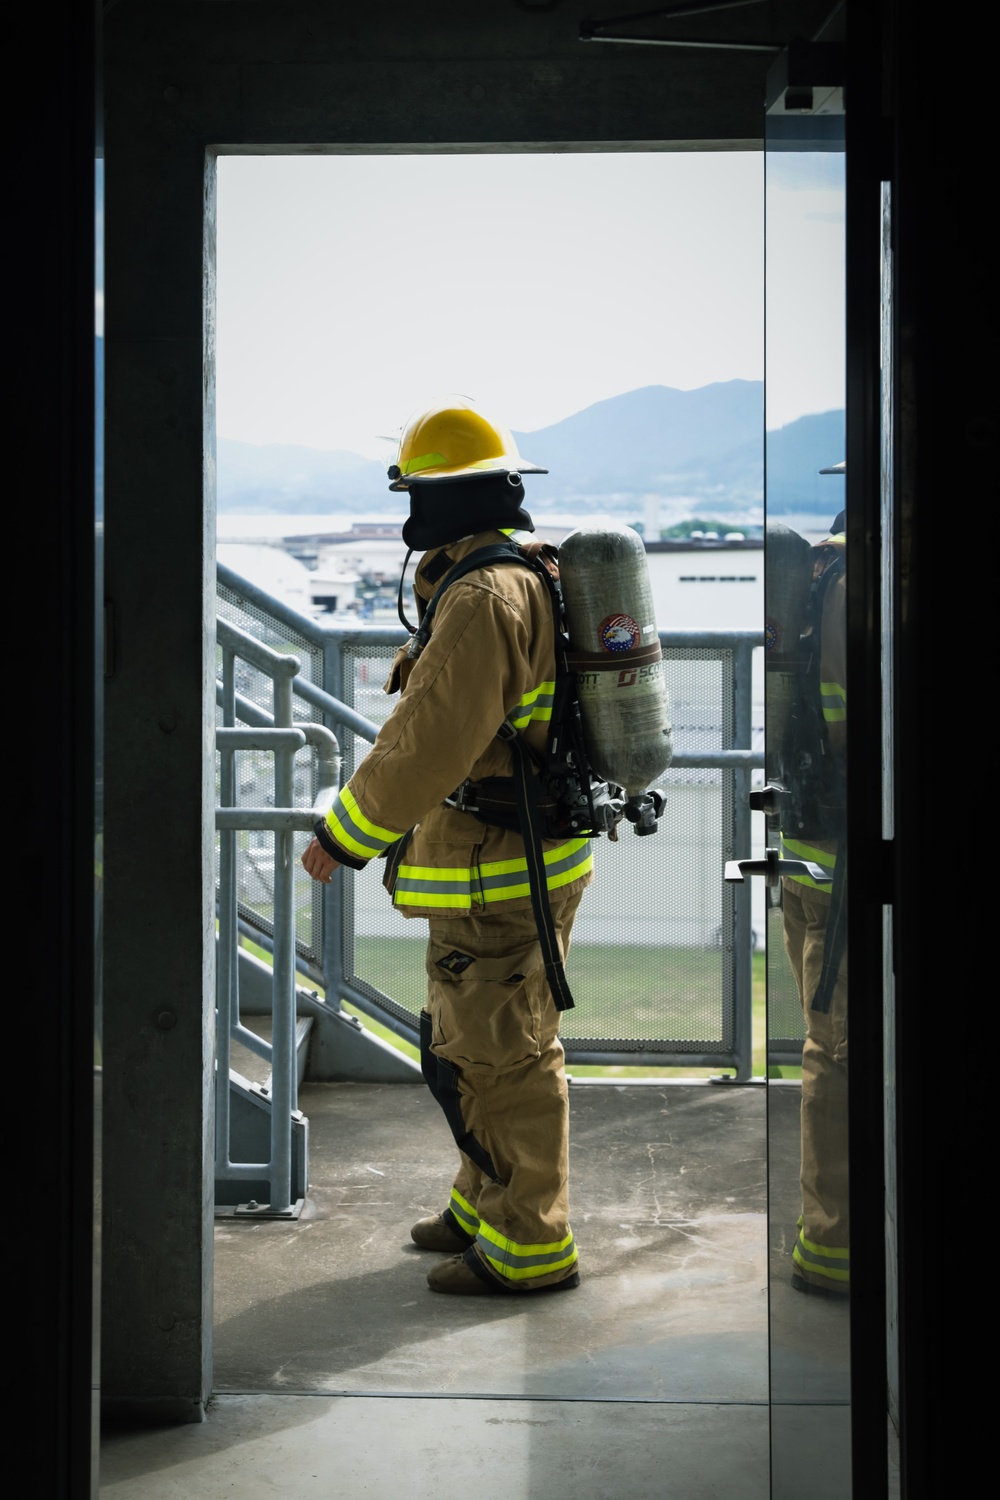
[
  {"x1": 301, "y1": 396, "x2": 592, "y2": 1295},
  {"x1": 779, "y1": 507, "x2": 849, "y2": 1297}
]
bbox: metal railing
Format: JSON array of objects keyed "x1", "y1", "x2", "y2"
[
  {"x1": 217, "y1": 561, "x2": 767, "y2": 1078},
  {"x1": 215, "y1": 615, "x2": 339, "y2": 1213}
]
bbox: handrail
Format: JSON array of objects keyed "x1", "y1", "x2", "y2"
[
  {"x1": 217, "y1": 562, "x2": 766, "y2": 1080},
  {"x1": 214, "y1": 604, "x2": 342, "y2": 1215}
]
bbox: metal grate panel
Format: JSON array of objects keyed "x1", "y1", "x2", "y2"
[{"x1": 340, "y1": 642, "x2": 742, "y2": 1056}]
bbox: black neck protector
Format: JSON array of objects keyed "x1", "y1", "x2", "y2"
[
  {"x1": 401, "y1": 471, "x2": 534, "y2": 550},
  {"x1": 396, "y1": 472, "x2": 535, "y2": 632}
]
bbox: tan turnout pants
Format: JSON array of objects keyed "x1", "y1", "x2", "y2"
[
  {"x1": 782, "y1": 879, "x2": 850, "y2": 1293},
  {"x1": 420, "y1": 893, "x2": 582, "y2": 1290}
]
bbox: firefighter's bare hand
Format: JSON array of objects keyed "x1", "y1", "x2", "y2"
[{"x1": 302, "y1": 837, "x2": 340, "y2": 884}]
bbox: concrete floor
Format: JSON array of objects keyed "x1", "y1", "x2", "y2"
[
  {"x1": 100, "y1": 1079, "x2": 893, "y2": 1498},
  {"x1": 212, "y1": 1081, "x2": 769, "y2": 1401}
]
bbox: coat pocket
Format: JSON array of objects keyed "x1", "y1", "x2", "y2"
[{"x1": 390, "y1": 828, "x2": 482, "y2": 915}]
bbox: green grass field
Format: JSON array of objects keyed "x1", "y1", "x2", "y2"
[{"x1": 240, "y1": 933, "x2": 801, "y2": 1080}]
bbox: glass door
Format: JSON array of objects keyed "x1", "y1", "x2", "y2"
[{"x1": 762, "y1": 86, "x2": 851, "y2": 1496}]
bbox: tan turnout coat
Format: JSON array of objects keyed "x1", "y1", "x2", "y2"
[{"x1": 320, "y1": 529, "x2": 594, "y2": 919}]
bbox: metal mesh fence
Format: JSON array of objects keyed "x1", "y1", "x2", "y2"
[
  {"x1": 216, "y1": 579, "x2": 325, "y2": 969},
  {"x1": 339, "y1": 640, "x2": 742, "y2": 1056}
]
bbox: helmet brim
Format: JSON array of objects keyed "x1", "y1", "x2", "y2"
[{"x1": 389, "y1": 458, "x2": 548, "y2": 491}]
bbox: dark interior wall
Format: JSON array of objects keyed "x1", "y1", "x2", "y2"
[
  {"x1": 105, "y1": 0, "x2": 807, "y2": 150},
  {"x1": 101, "y1": 0, "x2": 808, "y2": 1412},
  {"x1": 22, "y1": 1, "x2": 100, "y2": 1487},
  {"x1": 21, "y1": 0, "x2": 982, "y2": 1489},
  {"x1": 97, "y1": 0, "x2": 839, "y2": 1415},
  {"x1": 889, "y1": 11, "x2": 990, "y2": 1493}
]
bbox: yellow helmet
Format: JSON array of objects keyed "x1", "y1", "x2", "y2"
[{"x1": 388, "y1": 395, "x2": 547, "y2": 490}]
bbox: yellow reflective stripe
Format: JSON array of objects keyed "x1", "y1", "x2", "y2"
[
  {"x1": 448, "y1": 1188, "x2": 480, "y2": 1234},
  {"x1": 480, "y1": 843, "x2": 593, "y2": 903},
  {"x1": 508, "y1": 680, "x2": 556, "y2": 730},
  {"x1": 476, "y1": 1217, "x2": 578, "y2": 1281},
  {"x1": 792, "y1": 1249, "x2": 850, "y2": 1283},
  {"x1": 476, "y1": 1221, "x2": 574, "y2": 1257},
  {"x1": 479, "y1": 838, "x2": 590, "y2": 879},
  {"x1": 820, "y1": 680, "x2": 847, "y2": 722},
  {"x1": 480, "y1": 860, "x2": 593, "y2": 905},
  {"x1": 793, "y1": 1226, "x2": 850, "y2": 1281},
  {"x1": 513, "y1": 706, "x2": 553, "y2": 725},
  {"x1": 797, "y1": 1232, "x2": 849, "y2": 1260},
  {"x1": 395, "y1": 890, "x2": 471, "y2": 909},
  {"x1": 325, "y1": 786, "x2": 402, "y2": 860},
  {"x1": 780, "y1": 832, "x2": 837, "y2": 890},
  {"x1": 479, "y1": 1247, "x2": 579, "y2": 1282},
  {"x1": 781, "y1": 834, "x2": 837, "y2": 870},
  {"x1": 393, "y1": 861, "x2": 473, "y2": 911},
  {"x1": 339, "y1": 787, "x2": 399, "y2": 844},
  {"x1": 399, "y1": 449, "x2": 447, "y2": 476},
  {"x1": 393, "y1": 839, "x2": 592, "y2": 909},
  {"x1": 547, "y1": 858, "x2": 592, "y2": 889}
]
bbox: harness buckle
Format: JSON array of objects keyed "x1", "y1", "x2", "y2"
[{"x1": 445, "y1": 781, "x2": 480, "y2": 814}]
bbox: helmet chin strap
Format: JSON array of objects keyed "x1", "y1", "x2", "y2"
[
  {"x1": 396, "y1": 548, "x2": 417, "y2": 634},
  {"x1": 395, "y1": 473, "x2": 535, "y2": 634}
]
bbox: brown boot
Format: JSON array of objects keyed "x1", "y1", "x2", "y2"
[
  {"x1": 427, "y1": 1250, "x2": 581, "y2": 1296},
  {"x1": 427, "y1": 1253, "x2": 500, "y2": 1295},
  {"x1": 410, "y1": 1214, "x2": 472, "y2": 1253}
]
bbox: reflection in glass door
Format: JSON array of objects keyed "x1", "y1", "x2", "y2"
[{"x1": 762, "y1": 97, "x2": 850, "y2": 1494}]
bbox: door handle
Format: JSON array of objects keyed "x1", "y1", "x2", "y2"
[
  {"x1": 748, "y1": 782, "x2": 787, "y2": 816},
  {"x1": 724, "y1": 846, "x2": 833, "y2": 887}
]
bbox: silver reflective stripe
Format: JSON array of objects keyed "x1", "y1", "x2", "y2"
[
  {"x1": 476, "y1": 1232, "x2": 577, "y2": 1273},
  {"x1": 793, "y1": 1234, "x2": 850, "y2": 1274},
  {"x1": 448, "y1": 1191, "x2": 480, "y2": 1235},
  {"x1": 481, "y1": 866, "x2": 539, "y2": 893},
  {"x1": 333, "y1": 819, "x2": 388, "y2": 858},
  {"x1": 508, "y1": 682, "x2": 555, "y2": 729},
  {"x1": 821, "y1": 682, "x2": 847, "y2": 720},
  {"x1": 479, "y1": 842, "x2": 592, "y2": 890},
  {"x1": 395, "y1": 876, "x2": 472, "y2": 897},
  {"x1": 396, "y1": 838, "x2": 591, "y2": 910},
  {"x1": 326, "y1": 787, "x2": 400, "y2": 859}
]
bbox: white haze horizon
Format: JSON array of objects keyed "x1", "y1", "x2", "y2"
[{"x1": 216, "y1": 152, "x2": 845, "y2": 463}]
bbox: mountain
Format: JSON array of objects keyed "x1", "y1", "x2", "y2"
[
  {"x1": 764, "y1": 410, "x2": 845, "y2": 514},
  {"x1": 216, "y1": 382, "x2": 845, "y2": 518},
  {"x1": 216, "y1": 438, "x2": 392, "y2": 512},
  {"x1": 513, "y1": 379, "x2": 764, "y2": 501}
]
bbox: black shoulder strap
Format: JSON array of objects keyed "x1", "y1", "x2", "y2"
[{"x1": 408, "y1": 541, "x2": 536, "y2": 651}]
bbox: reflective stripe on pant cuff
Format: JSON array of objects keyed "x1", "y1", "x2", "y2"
[
  {"x1": 793, "y1": 1233, "x2": 850, "y2": 1283},
  {"x1": 446, "y1": 1189, "x2": 480, "y2": 1240},
  {"x1": 475, "y1": 1224, "x2": 577, "y2": 1283}
]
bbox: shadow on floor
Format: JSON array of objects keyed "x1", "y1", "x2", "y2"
[
  {"x1": 213, "y1": 1081, "x2": 770, "y2": 1401},
  {"x1": 101, "y1": 1081, "x2": 882, "y2": 1499}
]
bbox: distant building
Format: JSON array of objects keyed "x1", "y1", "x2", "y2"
[{"x1": 216, "y1": 542, "x2": 315, "y2": 615}]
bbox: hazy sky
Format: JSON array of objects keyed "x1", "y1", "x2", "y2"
[{"x1": 216, "y1": 151, "x2": 844, "y2": 459}]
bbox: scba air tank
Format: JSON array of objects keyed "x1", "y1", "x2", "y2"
[
  {"x1": 763, "y1": 520, "x2": 815, "y2": 783},
  {"x1": 559, "y1": 525, "x2": 673, "y2": 795}
]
